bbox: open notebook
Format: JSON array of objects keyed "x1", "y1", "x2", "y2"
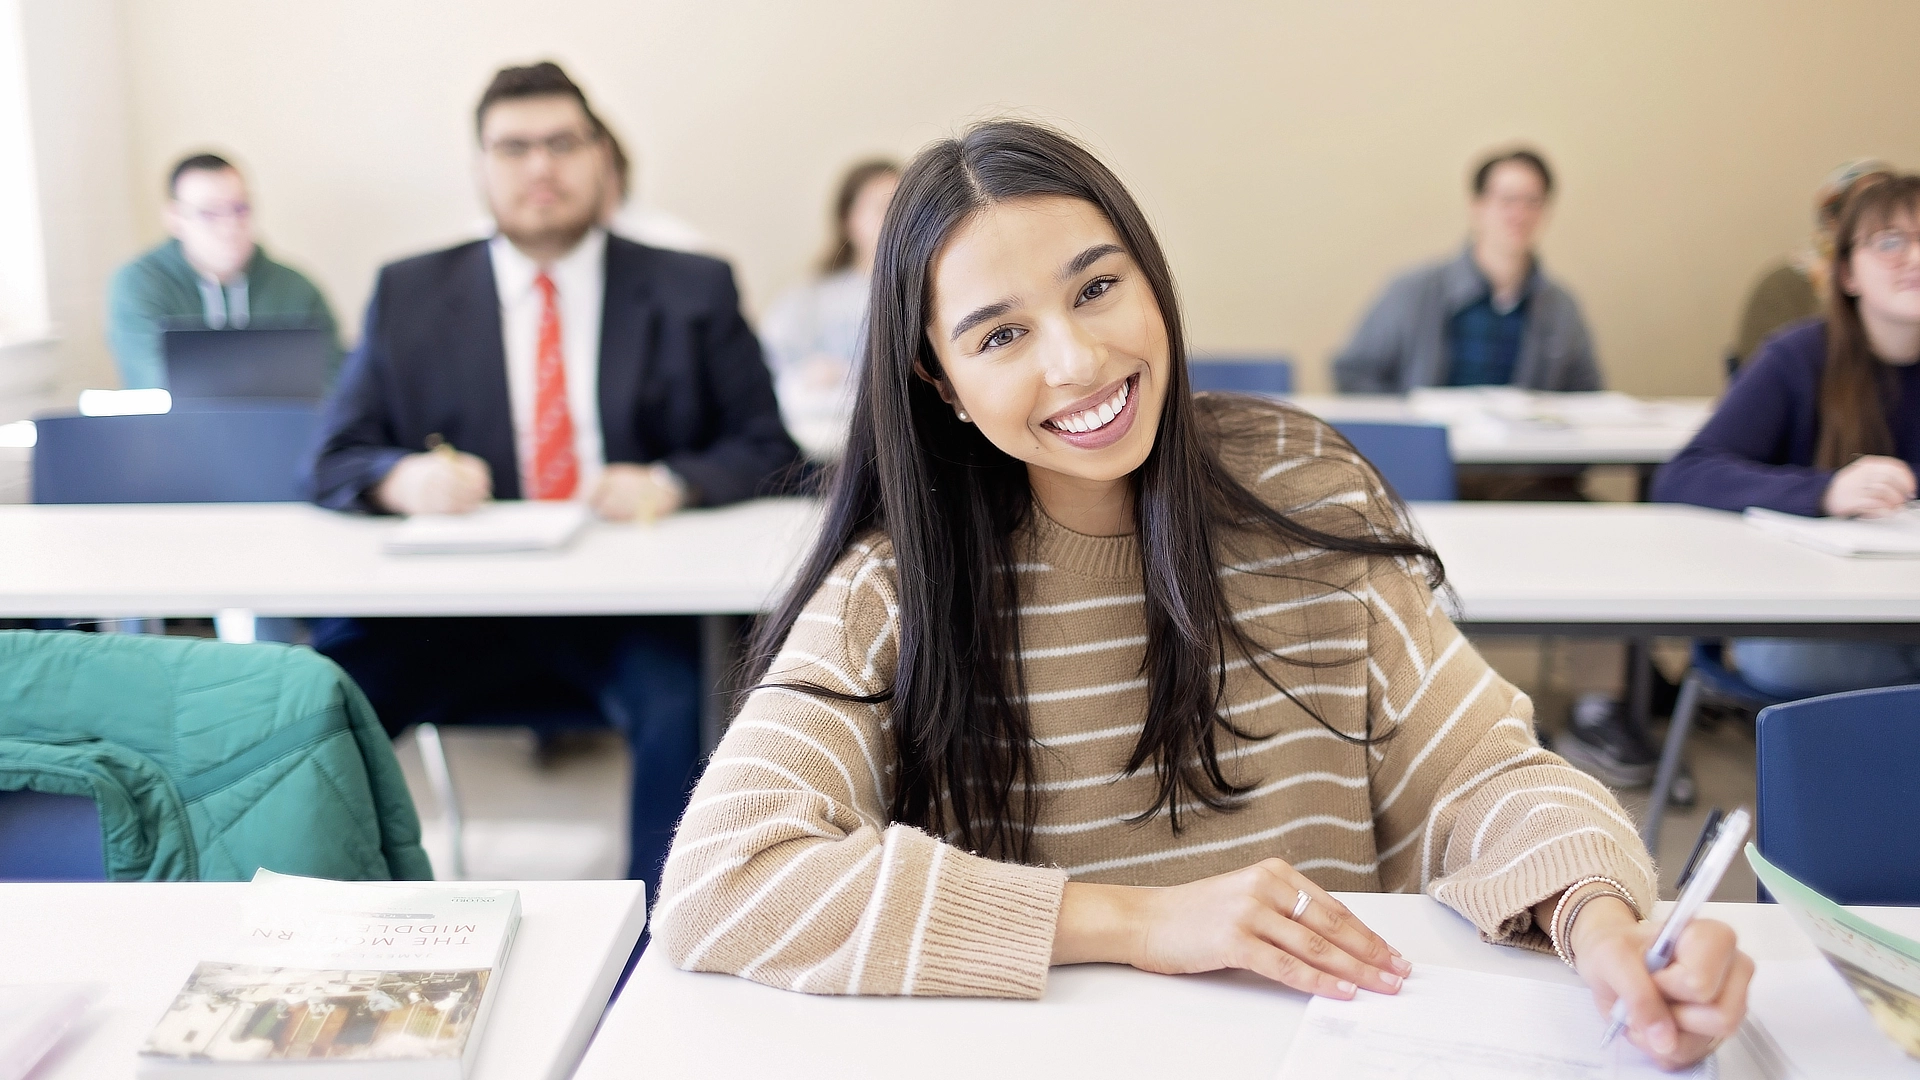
[
  {"x1": 1744, "y1": 506, "x2": 1920, "y2": 558},
  {"x1": 385, "y1": 502, "x2": 592, "y2": 555}
]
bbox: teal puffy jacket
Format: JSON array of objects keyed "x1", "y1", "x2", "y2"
[{"x1": 0, "y1": 630, "x2": 430, "y2": 880}]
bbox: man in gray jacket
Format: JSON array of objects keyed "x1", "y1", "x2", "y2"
[
  {"x1": 1336, "y1": 150, "x2": 1668, "y2": 797},
  {"x1": 1333, "y1": 148, "x2": 1600, "y2": 393}
]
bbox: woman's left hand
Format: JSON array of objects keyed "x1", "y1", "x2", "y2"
[{"x1": 1566, "y1": 895, "x2": 1753, "y2": 1070}]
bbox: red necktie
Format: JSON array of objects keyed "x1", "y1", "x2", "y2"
[{"x1": 530, "y1": 272, "x2": 579, "y2": 500}]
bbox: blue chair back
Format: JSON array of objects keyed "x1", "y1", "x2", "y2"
[
  {"x1": 0, "y1": 790, "x2": 106, "y2": 881},
  {"x1": 1188, "y1": 357, "x2": 1294, "y2": 395},
  {"x1": 31, "y1": 405, "x2": 320, "y2": 503},
  {"x1": 1330, "y1": 422, "x2": 1457, "y2": 501},
  {"x1": 1757, "y1": 683, "x2": 1920, "y2": 905}
]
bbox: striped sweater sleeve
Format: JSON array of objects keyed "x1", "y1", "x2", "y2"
[
  {"x1": 654, "y1": 539, "x2": 1069, "y2": 997},
  {"x1": 1363, "y1": 552, "x2": 1656, "y2": 948}
]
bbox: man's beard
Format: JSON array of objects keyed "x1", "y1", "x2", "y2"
[{"x1": 497, "y1": 198, "x2": 598, "y2": 254}]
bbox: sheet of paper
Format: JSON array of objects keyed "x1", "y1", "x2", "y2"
[
  {"x1": 1744, "y1": 507, "x2": 1920, "y2": 558},
  {"x1": 1748, "y1": 959, "x2": 1920, "y2": 1079},
  {"x1": 1274, "y1": 964, "x2": 1714, "y2": 1080},
  {"x1": 385, "y1": 501, "x2": 591, "y2": 555}
]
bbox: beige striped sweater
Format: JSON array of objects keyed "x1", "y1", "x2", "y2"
[{"x1": 657, "y1": 395, "x2": 1654, "y2": 998}]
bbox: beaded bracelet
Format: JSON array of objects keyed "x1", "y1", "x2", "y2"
[{"x1": 1548, "y1": 875, "x2": 1639, "y2": 968}]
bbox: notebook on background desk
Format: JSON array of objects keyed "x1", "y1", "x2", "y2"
[
  {"x1": 162, "y1": 328, "x2": 331, "y2": 402},
  {"x1": 384, "y1": 502, "x2": 593, "y2": 555},
  {"x1": 1743, "y1": 507, "x2": 1920, "y2": 558}
]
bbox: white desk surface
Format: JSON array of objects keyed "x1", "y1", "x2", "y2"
[
  {"x1": 4, "y1": 499, "x2": 1917, "y2": 627},
  {"x1": 1413, "y1": 501, "x2": 1920, "y2": 625},
  {"x1": 580, "y1": 893, "x2": 1917, "y2": 1080},
  {"x1": 3, "y1": 878, "x2": 646, "y2": 1080},
  {"x1": 1286, "y1": 392, "x2": 1712, "y2": 465},
  {"x1": 0, "y1": 498, "x2": 820, "y2": 618}
]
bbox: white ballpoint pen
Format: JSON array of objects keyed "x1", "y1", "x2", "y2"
[{"x1": 1598, "y1": 806, "x2": 1751, "y2": 1048}]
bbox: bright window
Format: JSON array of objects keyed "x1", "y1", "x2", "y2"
[{"x1": 0, "y1": 0, "x2": 47, "y2": 346}]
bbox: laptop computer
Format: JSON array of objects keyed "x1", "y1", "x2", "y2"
[{"x1": 162, "y1": 327, "x2": 332, "y2": 402}]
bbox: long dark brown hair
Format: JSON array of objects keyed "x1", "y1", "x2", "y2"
[
  {"x1": 819, "y1": 159, "x2": 900, "y2": 274},
  {"x1": 1819, "y1": 173, "x2": 1920, "y2": 469},
  {"x1": 747, "y1": 120, "x2": 1439, "y2": 861}
]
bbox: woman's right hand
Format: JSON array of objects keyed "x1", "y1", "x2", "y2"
[
  {"x1": 1051, "y1": 858, "x2": 1410, "y2": 999},
  {"x1": 1824, "y1": 455, "x2": 1917, "y2": 518}
]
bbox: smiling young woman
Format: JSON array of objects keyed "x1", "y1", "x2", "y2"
[{"x1": 656, "y1": 120, "x2": 1747, "y2": 1070}]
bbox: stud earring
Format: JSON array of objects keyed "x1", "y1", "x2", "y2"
[{"x1": 956, "y1": 409, "x2": 971, "y2": 423}]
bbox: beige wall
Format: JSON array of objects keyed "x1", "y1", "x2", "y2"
[{"x1": 86, "y1": 1, "x2": 1920, "y2": 394}]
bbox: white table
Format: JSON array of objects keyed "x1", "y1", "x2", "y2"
[
  {"x1": 2, "y1": 878, "x2": 647, "y2": 1080},
  {"x1": 0, "y1": 498, "x2": 822, "y2": 746},
  {"x1": 8, "y1": 499, "x2": 1918, "y2": 633},
  {"x1": 0, "y1": 499, "x2": 818, "y2": 618},
  {"x1": 9, "y1": 497, "x2": 1918, "y2": 760},
  {"x1": 578, "y1": 893, "x2": 1916, "y2": 1079},
  {"x1": 1414, "y1": 502, "x2": 1920, "y2": 635},
  {"x1": 1286, "y1": 391, "x2": 1712, "y2": 466}
]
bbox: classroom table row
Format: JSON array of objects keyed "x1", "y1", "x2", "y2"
[
  {"x1": 4, "y1": 497, "x2": 1915, "y2": 630},
  {"x1": 6, "y1": 881, "x2": 1905, "y2": 1079},
  {"x1": 1284, "y1": 389, "x2": 1714, "y2": 466},
  {"x1": 6, "y1": 494, "x2": 1914, "y2": 789}
]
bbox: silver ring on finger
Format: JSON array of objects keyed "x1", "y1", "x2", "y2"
[{"x1": 1290, "y1": 890, "x2": 1312, "y2": 921}]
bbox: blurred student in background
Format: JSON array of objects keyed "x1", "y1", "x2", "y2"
[
  {"x1": 759, "y1": 159, "x2": 899, "y2": 457},
  {"x1": 1729, "y1": 159, "x2": 1891, "y2": 373},
  {"x1": 597, "y1": 124, "x2": 713, "y2": 255},
  {"x1": 305, "y1": 61, "x2": 796, "y2": 892},
  {"x1": 1333, "y1": 148, "x2": 1599, "y2": 396},
  {"x1": 107, "y1": 153, "x2": 339, "y2": 389},
  {"x1": 1654, "y1": 172, "x2": 1920, "y2": 698}
]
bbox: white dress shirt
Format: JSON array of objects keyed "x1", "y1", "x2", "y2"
[{"x1": 489, "y1": 229, "x2": 606, "y2": 498}]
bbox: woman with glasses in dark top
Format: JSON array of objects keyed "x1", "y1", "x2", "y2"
[{"x1": 1653, "y1": 172, "x2": 1920, "y2": 698}]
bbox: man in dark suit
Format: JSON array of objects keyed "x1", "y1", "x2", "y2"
[{"x1": 306, "y1": 62, "x2": 797, "y2": 892}]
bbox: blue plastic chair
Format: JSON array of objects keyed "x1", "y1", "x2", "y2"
[
  {"x1": 1756, "y1": 683, "x2": 1920, "y2": 905},
  {"x1": 1189, "y1": 357, "x2": 1295, "y2": 395},
  {"x1": 1330, "y1": 422, "x2": 1456, "y2": 501},
  {"x1": 1641, "y1": 640, "x2": 1787, "y2": 850},
  {"x1": 31, "y1": 404, "x2": 320, "y2": 504},
  {"x1": 0, "y1": 790, "x2": 106, "y2": 881}
]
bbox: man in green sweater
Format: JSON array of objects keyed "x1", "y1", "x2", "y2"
[{"x1": 106, "y1": 153, "x2": 340, "y2": 389}]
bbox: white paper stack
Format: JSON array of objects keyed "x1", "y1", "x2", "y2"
[
  {"x1": 1744, "y1": 506, "x2": 1920, "y2": 558},
  {"x1": 385, "y1": 502, "x2": 591, "y2": 555}
]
